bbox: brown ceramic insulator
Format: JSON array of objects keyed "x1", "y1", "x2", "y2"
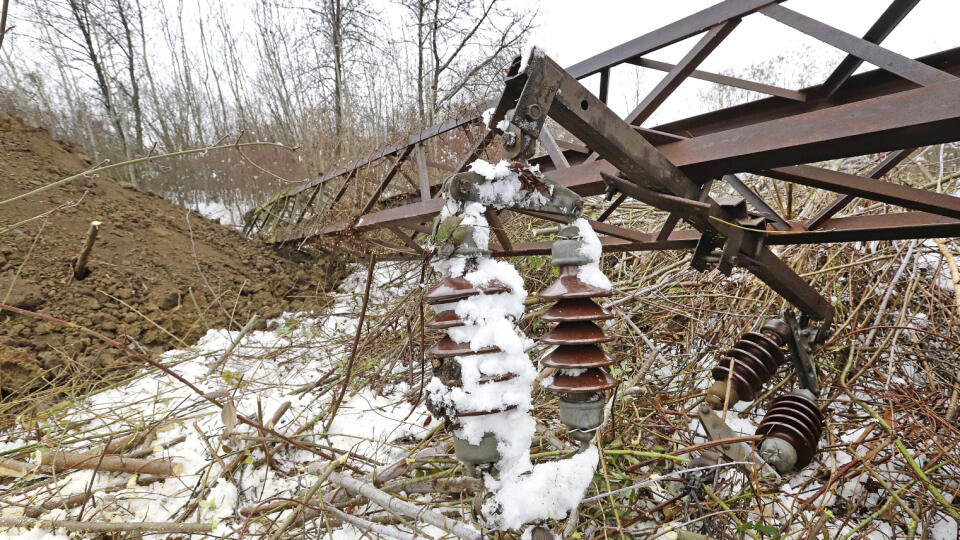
[
  {"x1": 425, "y1": 266, "x2": 524, "y2": 420},
  {"x1": 538, "y1": 265, "x2": 617, "y2": 400},
  {"x1": 757, "y1": 393, "x2": 824, "y2": 469},
  {"x1": 541, "y1": 368, "x2": 617, "y2": 394},
  {"x1": 539, "y1": 267, "x2": 613, "y2": 300},
  {"x1": 541, "y1": 298, "x2": 612, "y2": 322},
  {"x1": 706, "y1": 326, "x2": 789, "y2": 409},
  {"x1": 430, "y1": 358, "x2": 519, "y2": 419},
  {"x1": 427, "y1": 335, "x2": 500, "y2": 358},
  {"x1": 424, "y1": 275, "x2": 510, "y2": 304},
  {"x1": 541, "y1": 321, "x2": 612, "y2": 345},
  {"x1": 542, "y1": 344, "x2": 613, "y2": 369},
  {"x1": 426, "y1": 310, "x2": 465, "y2": 330}
]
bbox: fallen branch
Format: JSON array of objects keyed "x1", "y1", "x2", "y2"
[
  {"x1": 24, "y1": 474, "x2": 165, "y2": 518},
  {"x1": 0, "y1": 457, "x2": 38, "y2": 477},
  {"x1": 327, "y1": 470, "x2": 481, "y2": 540},
  {"x1": 39, "y1": 450, "x2": 181, "y2": 477},
  {"x1": 0, "y1": 517, "x2": 212, "y2": 534}
]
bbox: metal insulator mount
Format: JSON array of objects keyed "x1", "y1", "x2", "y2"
[
  {"x1": 756, "y1": 390, "x2": 824, "y2": 473},
  {"x1": 705, "y1": 319, "x2": 792, "y2": 409}
]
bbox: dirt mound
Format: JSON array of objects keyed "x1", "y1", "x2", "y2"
[{"x1": 0, "y1": 114, "x2": 348, "y2": 405}]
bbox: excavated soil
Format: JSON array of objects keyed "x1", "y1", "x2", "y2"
[{"x1": 0, "y1": 114, "x2": 348, "y2": 409}]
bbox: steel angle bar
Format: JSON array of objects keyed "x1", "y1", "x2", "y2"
[
  {"x1": 566, "y1": 0, "x2": 784, "y2": 79},
  {"x1": 520, "y1": 53, "x2": 830, "y2": 319},
  {"x1": 654, "y1": 47, "x2": 960, "y2": 139},
  {"x1": 760, "y1": 4, "x2": 954, "y2": 86},
  {"x1": 761, "y1": 163, "x2": 960, "y2": 219},
  {"x1": 627, "y1": 19, "x2": 739, "y2": 125},
  {"x1": 822, "y1": 0, "x2": 922, "y2": 96},
  {"x1": 722, "y1": 174, "x2": 790, "y2": 229},
  {"x1": 629, "y1": 57, "x2": 806, "y2": 102},
  {"x1": 805, "y1": 148, "x2": 916, "y2": 230}
]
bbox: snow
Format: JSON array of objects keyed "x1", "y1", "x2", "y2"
[
  {"x1": 483, "y1": 446, "x2": 599, "y2": 530},
  {"x1": 0, "y1": 261, "x2": 427, "y2": 538},
  {"x1": 466, "y1": 159, "x2": 552, "y2": 210},
  {"x1": 572, "y1": 218, "x2": 612, "y2": 290}
]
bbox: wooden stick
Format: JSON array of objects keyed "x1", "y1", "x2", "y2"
[
  {"x1": 327, "y1": 470, "x2": 481, "y2": 540},
  {"x1": 73, "y1": 221, "x2": 101, "y2": 279},
  {"x1": 0, "y1": 517, "x2": 212, "y2": 534},
  {"x1": 0, "y1": 457, "x2": 36, "y2": 477},
  {"x1": 25, "y1": 474, "x2": 165, "y2": 518},
  {"x1": 39, "y1": 451, "x2": 181, "y2": 477}
]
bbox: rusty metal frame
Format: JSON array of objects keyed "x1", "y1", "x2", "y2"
[{"x1": 245, "y1": 0, "x2": 960, "y2": 318}]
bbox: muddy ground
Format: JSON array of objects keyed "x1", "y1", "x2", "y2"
[{"x1": 0, "y1": 114, "x2": 348, "y2": 414}]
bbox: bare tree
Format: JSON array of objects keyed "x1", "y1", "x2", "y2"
[
  {"x1": 0, "y1": 0, "x2": 11, "y2": 50},
  {"x1": 403, "y1": 0, "x2": 535, "y2": 126}
]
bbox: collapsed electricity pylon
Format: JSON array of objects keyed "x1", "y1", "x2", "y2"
[{"x1": 244, "y1": 0, "x2": 960, "y2": 531}]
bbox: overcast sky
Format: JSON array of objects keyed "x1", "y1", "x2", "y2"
[{"x1": 518, "y1": 0, "x2": 960, "y2": 124}]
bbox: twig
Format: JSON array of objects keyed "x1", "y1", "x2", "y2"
[
  {"x1": 327, "y1": 470, "x2": 481, "y2": 540},
  {"x1": 205, "y1": 314, "x2": 260, "y2": 377},
  {"x1": 0, "y1": 517, "x2": 212, "y2": 534},
  {"x1": 268, "y1": 453, "x2": 348, "y2": 540},
  {"x1": 324, "y1": 253, "x2": 377, "y2": 433},
  {"x1": 0, "y1": 141, "x2": 299, "y2": 208}
]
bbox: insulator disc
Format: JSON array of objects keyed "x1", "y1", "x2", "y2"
[
  {"x1": 426, "y1": 310, "x2": 465, "y2": 330},
  {"x1": 772, "y1": 394, "x2": 824, "y2": 440},
  {"x1": 542, "y1": 298, "x2": 612, "y2": 322},
  {"x1": 757, "y1": 393, "x2": 824, "y2": 469},
  {"x1": 541, "y1": 368, "x2": 617, "y2": 394},
  {"x1": 540, "y1": 267, "x2": 612, "y2": 300},
  {"x1": 426, "y1": 335, "x2": 500, "y2": 358},
  {"x1": 710, "y1": 329, "x2": 786, "y2": 404},
  {"x1": 541, "y1": 321, "x2": 612, "y2": 345},
  {"x1": 542, "y1": 344, "x2": 614, "y2": 368},
  {"x1": 739, "y1": 332, "x2": 786, "y2": 366},
  {"x1": 424, "y1": 276, "x2": 510, "y2": 304}
]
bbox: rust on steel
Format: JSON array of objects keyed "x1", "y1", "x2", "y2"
[{"x1": 246, "y1": 0, "x2": 960, "y2": 321}]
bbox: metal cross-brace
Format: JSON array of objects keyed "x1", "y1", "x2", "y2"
[{"x1": 493, "y1": 49, "x2": 832, "y2": 323}]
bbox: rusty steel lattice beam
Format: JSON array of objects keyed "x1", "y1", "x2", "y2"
[{"x1": 248, "y1": 0, "x2": 960, "y2": 319}]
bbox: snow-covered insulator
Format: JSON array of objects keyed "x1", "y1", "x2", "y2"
[
  {"x1": 539, "y1": 225, "x2": 617, "y2": 443},
  {"x1": 705, "y1": 319, "x2": 792, "y2": 410},
  {"x1": 756, "y1": 390, "x2": 824, "y2": 473},
  {"x1": 424, "y1": 273, "x2": 518, "y2": 418}
]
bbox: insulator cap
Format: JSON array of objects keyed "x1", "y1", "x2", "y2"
[
  {"x1": 757, "y1": 392, "x2": 824, "y2": 470},
  {"x1": 424, "y1": 276, "x2": 510, "y2": 304},
  {"x1": 542, "y1": 344, "x2": 613, "y2": 369},
  {"x1": 761, "y1": 319, "x2": 792, "y2": 344},
  {"x1": 541, "y1": 298, "x2": 612, "y2": 322},
  {"x1": 539, "y1": 267, "x2": 612, "y2": 300}
]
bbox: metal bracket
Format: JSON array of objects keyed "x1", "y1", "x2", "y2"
[
  {"x1": 697, "y1": 405, "x2": 778, "y2": 480},
  {"x1": 441, "y1": 170, "x2": 582, "y2": 217},
  {"x1": 783, "y1": 311, "x2": 824, "y2": 395}
]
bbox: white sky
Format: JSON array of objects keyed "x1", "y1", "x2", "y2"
[{"x1": 519, "y1": 0, "x2": 960, "y2": 124}]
